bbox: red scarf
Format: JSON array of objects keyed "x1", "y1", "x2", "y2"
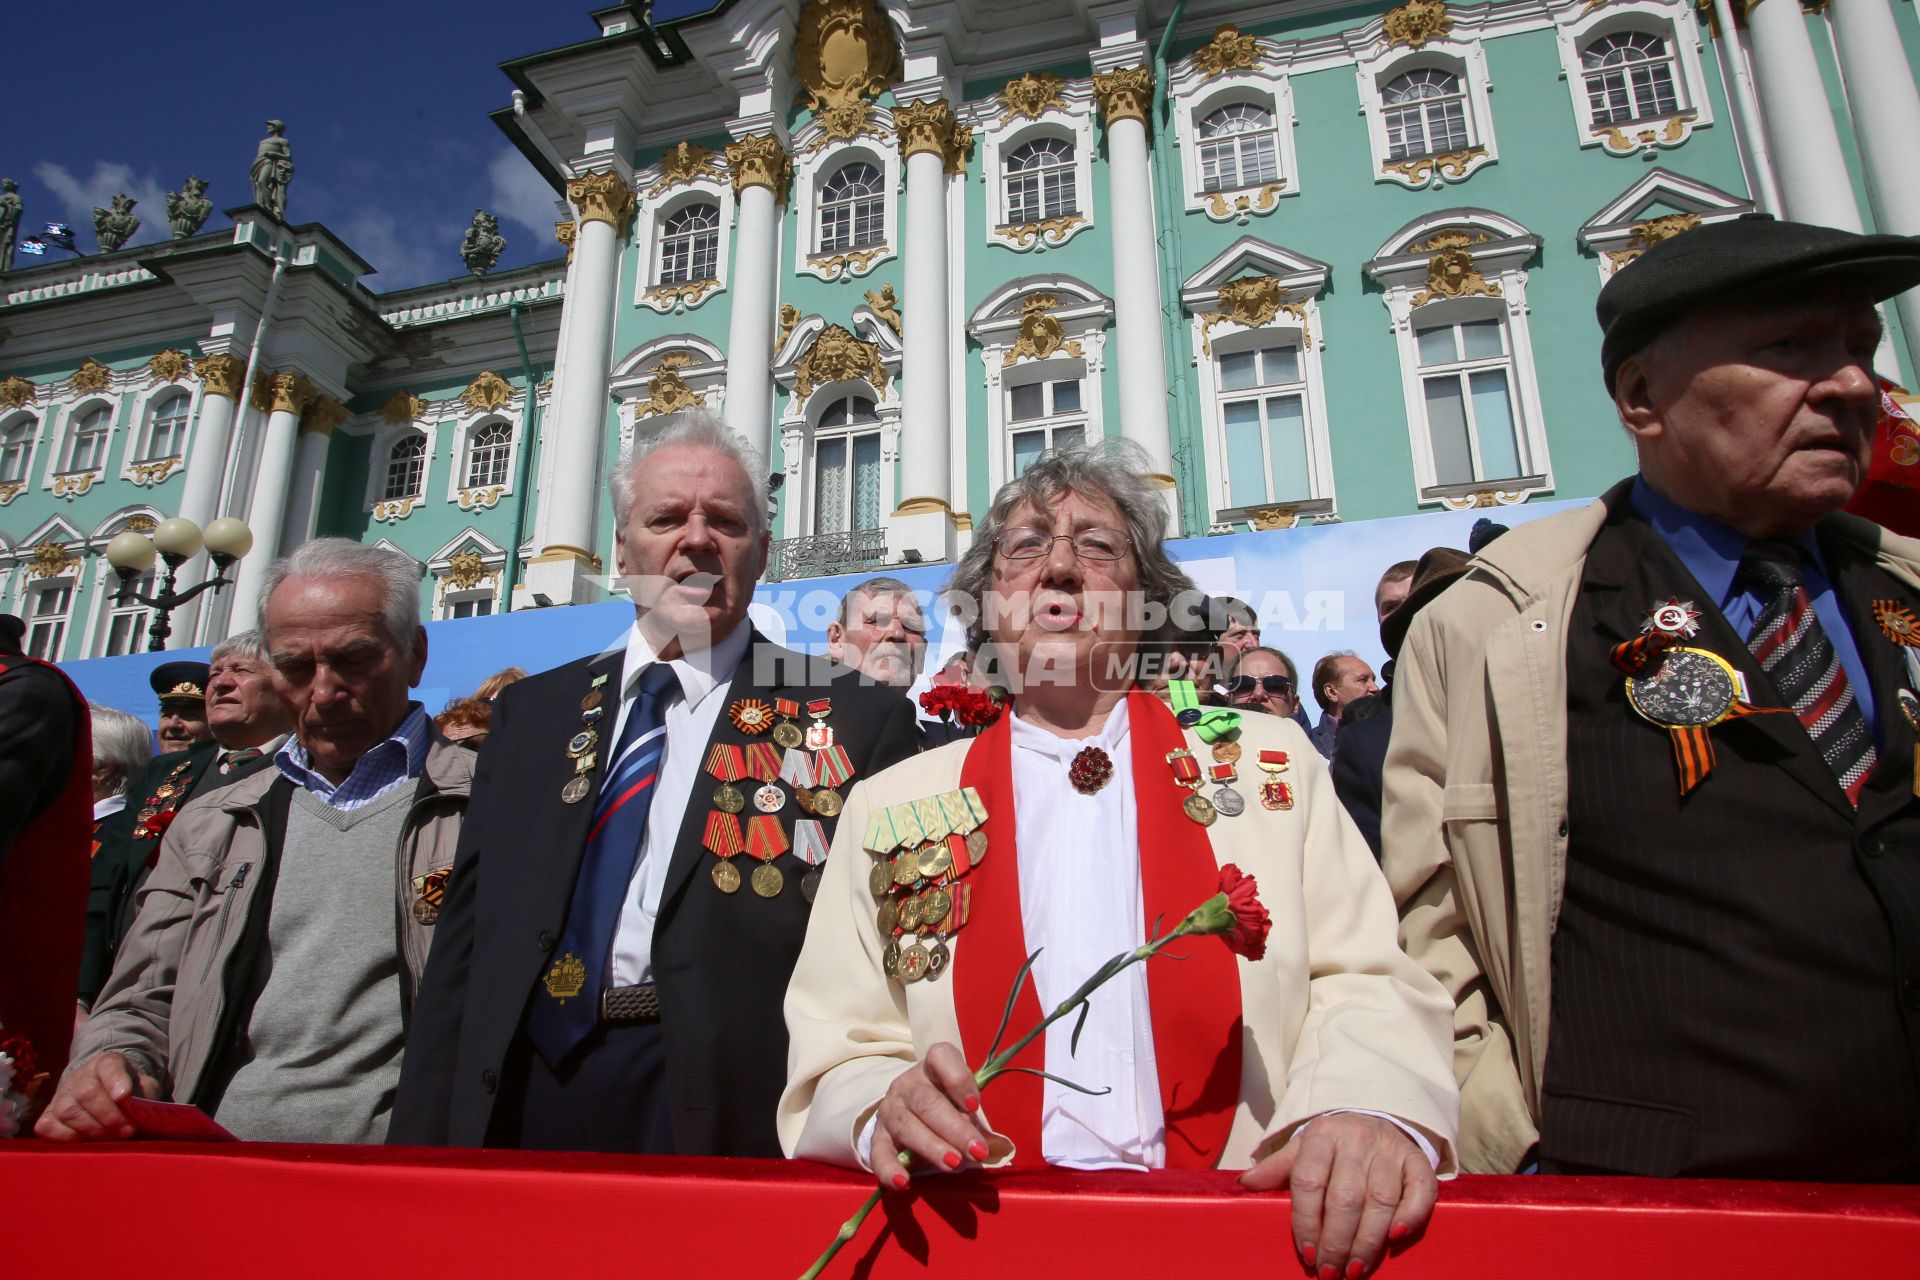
[{"x1": 953, "y1": 688, "x2": 1242, "y2": 1168}]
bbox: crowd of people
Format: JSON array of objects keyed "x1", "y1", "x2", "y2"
[{"x1": 2, "y1": 215, "x2": 1918, "y2": 1275}]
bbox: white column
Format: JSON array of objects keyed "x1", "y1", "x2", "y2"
[
  {"x1": 1746, "y1": 0, "x2": 1865, "y2": 233},
  {"x1": 1094, "y1": 66, "x2": 1176, "y2": 502},
  {"x1": 892, "y1": 101, "x2": 959, "y2": 563},
  {"x1": 1829, "y1": 0, "x2": 1920, "y2": 378},
  {"x1": 525, "y1": 169, "x2": 631, "y2": 606},
  {"x1": 171, "y1": 354, "x2": 244, "y2": 646},
  {"x1": 721, "y1": 133, "x2": 787, "y2": 467},
  {"x1": 281, "y1": 402, "x2": 341, "y2": 553},
  {"x1": 227, "y1": 372, "x2": 316, "y2": 634}
]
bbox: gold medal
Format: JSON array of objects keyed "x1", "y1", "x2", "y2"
[
  {"x1": 562, "y1": 775, "x2": 592, "y2": 805},
  {"x1": 811, "y1": 787, "x2": 844, "y2": 818},
  {"x1": 897, "y1": 895, "x2": 925, "y2": 932},
  {"x1": 794, "y1": 787, "x2": 817, "y2": 815},
  {"x1": 877, "y1": 899, "x2": 899, "y2": 934},
  {"x1": 898, "y1": 940, "x2": 931, "y2": 983},
  {"x1": 922, "y1": 886, "x2": 953, "y2": 931},
  {"x1": 1183, "y1": 792, "x2": 1219, "y2": 826},
  {"x1": 869, "y1": 858, "x2": 893, "y2": 898},
  {"x1": 751, "y1": 862, "x2": 785, "y2": 898},
  {"x1": 882, "y1": 939, "x2": 901, "y2": 980},
  {"x1": 892, "y1": 850, "x2": 922, "y2": 887},
  {"x1": 925, "y1": 936, "x2": 950, "y2": 981},
  {"x1": 773, "y1": 721, "x2": 805, "y2": 750},
  {"x1": 580, "y1": 690, "x2": 603, "y2": 712},
  {"x1": 711, "y1": 860, "x2": 742, "y2": 893},
  {"x1": 713, "y1": 782, "x2": 746, "y2": 814},
  {"x1": 1210, "y1": 740, "x2": 1242, "y2": 764},
  {"x1": 917, "y1": 839, "x2": 953, "y2": 880}
]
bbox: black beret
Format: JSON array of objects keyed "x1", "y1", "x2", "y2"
[
  {"x1": 1597, "y1": 214, "x2": 1920, "y2": 392},
  {"x1": 150, "y1": 660, "x2": 210, "y2": 704},
  {"x1": 0, "y1": 614, "x2": 23, "y2": 649}
]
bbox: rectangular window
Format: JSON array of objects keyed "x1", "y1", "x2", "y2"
[
  {"x1": 28, "y1": 584, "x2": 71, "y2": 659},
  {"x1": 1415, "y1": 318, "x2": 1524, "y2": 488},
  {"x1": 1217, "y1": 343, "x2": 1312, "y2": 507},
  {"x1": 103, "y1": 571, "x2": 155, "y2": 656},
  {"x1": 812, "y1": 431, "x2": 883, "y2": 535},
  {"x1": 449, "y1": 597, "x2": 494, "y2": 619},
  {"x1": 1007, "y1": 376, "x2": 1086, "y2": 478}
]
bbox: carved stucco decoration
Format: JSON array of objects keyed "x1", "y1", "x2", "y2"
[
  {"x1": 569, "y1": 171, "x2": 636, "y2": 234},
  {"x1": 1248, "y1": 505, "x2": 1300, "y2": 531},
  {"x1": 806, "y1": 246, "x2": 888, "y2": 281},
  {"x1": 1605, "y1": 211, "x2": 1703, "y2": 271},
  {"x1": 794, "y1": 324, "x2": 888, "y2": 401},
  {"x1": 1204, "y1": 184, "x2": 1285, "y2": 221},
  {"x1": 372, "y1": 496, "x2": 421, "y2": 524},
  {"x1": 1004, "y1": 294, "x2": 1086, "y2": 367},
  {"x1": 148, "y1": 349, "x2": 193, "y2": 384},
  {"x1": 0, "y1": 482, "x2": 24, "y2": 506},
  {"x1": 1199, "y1": 276, "x2": 1310, "y2": 355},
  {"x1": 300, "y1": 396, "x2": 349, "y2": 438},
  {"x1": 444, "y1": 548, "x2": 494, "y2": 591},
  {"x1": 777, "y1": 303, "x2": 802, "y2": 349},
  {"x1": 998, "y1": 215, "x2": 1087, "y2": 250},
  {"x1": 794, "y1": 0, "x2": 901, "y2": 132},
  {"x1": 639, "y1": 354, "x2": 707, "y2": 419},
  {"x1": 649, "y1": 141, "x2": 721, "y2": 196},
  {"x1": 0, "y1": 376, "x2": 35, "y2": 409},
  {"x1": 52, "y1": 473, "x2": 98, "y2": 500},
  {"x1": 29, "y1": 540, "x2": 77, "y2": 580},
  {"x1": 1411, "y1": 247, "x2": 1503, "y2": 308},
  {"x1": 1383, "y1": 0, "x2": 1452, "y2": 49},
  {"x1": 864, "y1": 284, "x2": 901, "y2": 337},
  {"x1": 1380, "y1": 147, "x2": 1487, "y2": 186},
  {"x1": 894, "y1": 100, "x2": 972, "y2": 173},
  {"x1": 460, "y1": 371, "x2": 515, "y2": 414},
  {"x1": 1000, "y1": 72, "x2": 1067, "y2": 120},
  {"x1": 1093, "y1": 66, "x2": 1154, "y2": 129},
  {"x1": 726, "y1": 134, "x2": 793, "y2": 204},
  {"x1": 555, "y1": 219, "x2": 577, "y2": 262},
  {"x1": 1192, "y1": 25, "x2": 1261, "y2": 79},
  {"x1": 124, "y1": 515, "x2": 157, "y2": 532},
  {"x1": 1413, "y1": 228, "x2": 1493, "y2": 253},
  {"x1": 69, "y1": 358, "x2": 113, "y2": 395},
  {"x1": 644, "y1": 279, "x2": 721, "y2": 311},
  {"x1": 457, "y1": 486, "x2": 506, "y2": 512},
  {"x1": 251, "y1": 371, "x2": 316, "y2": 416},
  {"x1": 192, "y1": 354, "x2": 246, "y2": 400},
  {"x1": 1601, "y1": 115, "x2": 1689, "y2": 155},
  {"x1": 381, "y1": 391, "x2": 429, "y2": 424},
  {"x1": 129, "y1": 457, "x2": 183, "y2": 487}
]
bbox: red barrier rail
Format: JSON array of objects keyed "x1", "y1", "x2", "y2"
[{"x1": 6, "y1": 1143, "x2": 1918, "y2": 1278}]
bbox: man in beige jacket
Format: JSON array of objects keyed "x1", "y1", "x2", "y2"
[
  {"x1": 39, "y1": 539, "x2": 472, "y2": 1144},
  {"x1": 1384, "y1": 217, "x2": 1920, "y2": 1180}
]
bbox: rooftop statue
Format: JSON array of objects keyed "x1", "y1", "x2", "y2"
[
  {"x1": 93, "y1": 194, "x2": 140, "y2": 253},
  {"x1": 0, "y1": 179, "x2": 20, "y2": 273},
  {"x1": 461, "y1": 209, "x2": 506, "y2": 276},
  {"x1": 166, "y1": 175, "x2": 212, "y2": 239},
  {"x1": 251, "y1": 120, "x2": 294, "y2": 220}
]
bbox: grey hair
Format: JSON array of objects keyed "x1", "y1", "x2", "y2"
[
  {"x1": 210, "y1": 629, "x2": 268, "y2": 665},
  {"x1": 608, "y1": 409, "x2": 771, "y2": 536},
  {"x1": 837, "y1": 575, "x2": 918, "y2": 628},
  {"x1": 90, "y1": 704, "x2": 153, "y2": 790},
  {"x1": 1228, "y1": 645, "x2": 1298, "y2": 687},
  {"x1": 258, "y1": 537, "x2": 422, "y2": 649},
  {"x1": 947, "y1": 439, "x2": 1192, "y2": 654}
]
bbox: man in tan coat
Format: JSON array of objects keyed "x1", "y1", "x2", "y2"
[
  {"x1": 39, "y1": 539, "x2": 472, "y2": 1144},
  {"x1": 1384, "y1": 217, "x2": 1920, "y2": 1180}
]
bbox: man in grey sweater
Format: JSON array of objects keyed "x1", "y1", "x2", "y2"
[{"x1": 38, "y1": 539, "x2": 473, "y2": 1144}]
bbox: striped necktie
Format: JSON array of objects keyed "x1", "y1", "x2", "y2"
[
  {"x1": 1742, "y1": 541, "x2": 1877, "y2": 806},
  {"x1": 220, "y1": 747, "x2": 263, "y2": 775},
  {"x1": 526, "y1": 662, "x2": 680, "y2": 1067}
]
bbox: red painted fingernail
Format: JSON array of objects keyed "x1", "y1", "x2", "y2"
[
  {"x1": 965, "y1": 1094, "x2": 981, "y2": 1113},
  {"x1": 1301, "y1": 1244, "x2": 1316, "y2": 1268},
  {"x1": 943, "y1": 1150, "x2": 962, "y2": 1170},
  {"x1": 1348, "y1": 1260, "x2": 1366, "y2": 1280},
  {"x1": 892, "y1": 1172, "x2": 910, "y2": 1190},
  {"x1": 1320, "y1": 1265, "x2": 1338, "y2": 1280},
  {"x1": 1389, "y1": 1223, "x2": 1410, "y2": 1242},
  {"x1": 968, "y1": 1140, "x2": 988, "y2": 1160}
]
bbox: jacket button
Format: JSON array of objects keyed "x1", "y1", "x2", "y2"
[
  {"x1": 538, "y1": 929, "x2": 556, "y2": 951},
  {"x1": 481, "y1": 1069, "x2": 497, "y2": 1093},
  {"x1": 1861, "y1": 838, "x2": 1887, "y2": 859},
  {"x1": 1556, "y1": 818, "x2": 1569, "y2": 839}
]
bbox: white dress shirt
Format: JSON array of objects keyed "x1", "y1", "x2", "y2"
[
  {"x1": 93, "y1": 793, "x2": 127, "y2": 824},
  {"x1": 606, "y1": 617, "x2": 752, "y2": 986}
]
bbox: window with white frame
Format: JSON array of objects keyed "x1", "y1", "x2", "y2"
[
  {"x1": 1215, "y1": 341, "x2": 1313, "y2": 508},
  {"x1": 1413, "y1": 315, "x2": 1526, "y2": 487},
  {"x1": 1004, "y1": 137, "x2": 1077, "y2": 224},
  {"x1": 102, "y1": 571, "x2": 155, "y2": 656},
  {"x1": 465, "y1": 421, "x2": 513, "y2": 489},
  {"x1": 1382, "y1": 68, "x2": 1471, "y2": 160},
  {"x1": 1582, "y1": 31, "x2": 1679, "y2": 126},
  {"x1": 657, "y1": 202, "x2": 720, "y2": 285},
  {"x1": 64, "y1": 406, "x2": 111, "y2": 473},
  {"x1": 26, "y1": 580, "x2": 72, "y2": 659},
  {"x1": 1007, "y1": 374, "x2": 1087, "y2": 478},
  {"x1": 383, "y1": 433, "x2": 427, "y2": 501},
  {"x1": 1197, "y1": 103, "x2": 1281, "y2": 193},
  {"x1": 817, "y1": 162, "x2": 885, "y2": 254},
  {"x1": 0, "y1": 418, "x2": 34, "y2": 484},
  {"x1": 141, "y1": 391, "x2": 190, "y2": 461},
  {"x1": 446, "y1": 593, "x2": 494, "y2": 619},
  {"x1": 811, "y1": 395, "x2": 883, "y2": 535}
]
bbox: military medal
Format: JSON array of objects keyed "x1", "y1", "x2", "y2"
[
  {"x1": 580, "y1": 690, "x2": 603, "y2": 713},
  {"x1": 730, "y1": 698, "x2": 775, "y2": 735},
  {"x1": 898, "y1": 939, "x2": 931, "y2": 983},
  {"x1": 1255, "y1": 750, "x2": 1293, "y2": 811},
  {"x1": 1211, "y1": 738, "x2": 1242, "y2": 764},
  {"x1": 1169, "y1": 679, "x2": 1205, "y2": 728},
  {"x1": 1872, "y1": 601, "x2": 1920, "y2": 795},
  {"x1": 747, "y1": 815, "x2": 789, "y2": 898},
  {"x1": 706, "y1": 743, "x2": 747, "y2": 814},
  {"x1": 1068, "y1": 745, "x2": 1113, "y2": 794},
  {"x1": 804, "y1": 698, "x2": 835, "y2": 751},
  {"x1": 925, "y1": 936, "x2": 951, "y2": 980},
  {"x1": 812, "y1": 743, "x2": 854, "y2": 817},
  {"x1": 794, "y1": 818, "x2": 829, "y2": 902},
  {"x1": 773, "y1": 697, "x2": 806, "y2": 750},
  {"x1": 704, "y1": 810, "x2": 745, "y2": 893},
  {"x1": 1643, "y1": 597, "x2": 1704, "y2": 640},
  {"x1": 877, "y1": 899, "x2": 900, "y2": 934},
  {"x1": 1612, "y1": 625, "x2": 1787, "y2": 797},
  {"x1": 411, "y1": 867, "x2": 452, "y2": 925},
  {"x1": 567, "y1": 729, "x2": 598, "y2": 758},
  {"x1": 1166, "y1": 748, "x2": 1216, "y2": 826},
  {"x1": 562, "y1": 774, "x2": 592, "y2": 805},
  {"x1": 869, "y1": 856, "x2": 894, "y2": 898},
  {"x1": 1209, "y1": 761, "x2": 1245, "y2": 818}
]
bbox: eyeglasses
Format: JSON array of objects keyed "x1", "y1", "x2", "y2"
[
  {"x1": 996, "y1": 526, "x2": 1131, "y2": 562},
  {"x1": 1226, "y1": 674, "x2": 1293, "y2": 698}
]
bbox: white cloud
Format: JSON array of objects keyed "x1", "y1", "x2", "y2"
[
  {"x1": 487, "y1": 146, "x2": 567, "y2": 242},
  {"x1": 339, "y1": 209, "x2": 447, "y2": 291},
  {"x1": 32, "y1": 161, "x2": 175, "y2": 250}
]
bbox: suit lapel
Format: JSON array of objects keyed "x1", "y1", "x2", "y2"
[
  {"x1": 1825, "y1": 531, "x2": 1920, "y2": 831},
  {"x1": 539, "y1": 649, "x2": 627, "y2": 921}
]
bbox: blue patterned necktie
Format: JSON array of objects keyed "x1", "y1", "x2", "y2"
[{"x1": 526, "y1": 662, "x2": 679, "y2": 1067}]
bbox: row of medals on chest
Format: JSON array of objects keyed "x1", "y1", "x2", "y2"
[
  {"x1": 871, "y1": 813, "x2": 986, "y2": 985},
  {"x1": 1073, "y1": 731, "x2": 1296, "y2": 823}
]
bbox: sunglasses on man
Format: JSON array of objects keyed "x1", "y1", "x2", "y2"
[{"x1": 1226, "y1": 674, "x2": 1293, "y2": 697}]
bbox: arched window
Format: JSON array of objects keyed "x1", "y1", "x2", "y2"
[
  {"x1": 465, "y1": 421, "x2": 513, "y2": 489},
  {"x1": 657, "y1": 202, "x2": 720, "y2": 285},
  {"x1": 0, "y1": 418, "x2": 34, "y2": 484},
  {"x1": 1004, "y1": 138, "x2": 1077, "y2": 224},
  {"x1": 812, "y1": 394, "x2": 882, "y2": 535},
  {"x1": 65, "y1": 405, "x2": 111, "y2": 473},
  {"x1": 1382, "y1": 68, "x2": 1471, "y2": 161},
  {"x1": 1583, "y1": 31, "x2": 1678, "y2": 126},
  {"x1": 1197, "y1": 103, "x2": 1280, "y2": 193},
  {"x1": 818, "y1": 162, "x2": 885, "y2": 253},
  {"x1": 383, "y1": 434, "x2": 427, "y2": 501},
  {"x1": 142, "y1": 391, "x2": 191, "y2": 461}
]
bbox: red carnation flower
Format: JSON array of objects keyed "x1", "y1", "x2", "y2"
[
  {"x1": 0, "y1": 1034, "x2": 38, "y2": 1085},
  {"x1": 1217, "y1": 864, "x2": 1272, "y2": 961}
]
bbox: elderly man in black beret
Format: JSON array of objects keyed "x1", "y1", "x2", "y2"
[{"x1": 1383, "y1": 216, "x2": 1920, "y2": 1180}]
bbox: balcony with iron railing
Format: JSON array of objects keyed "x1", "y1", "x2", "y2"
[{"x1": 764, "y1": 526, "x2": 887, "y2": 583}]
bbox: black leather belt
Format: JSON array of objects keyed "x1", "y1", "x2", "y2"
[{"x1": 600, "y1": 982, "x2": 661, "y2": 1024}]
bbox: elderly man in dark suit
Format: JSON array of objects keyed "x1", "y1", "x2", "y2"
[
  {"x1": 392, "y1": 410, "x2": 919, "y2": 1156},
  {"x1": 1385, "y1": 217, "x2": 1920, "y2": 1180}
]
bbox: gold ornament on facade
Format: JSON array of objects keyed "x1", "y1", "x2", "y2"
[
  {"x1": 1000, "y1": 72, "x2": 1068, "y2": 120},
  {"x1": 69, "y1": 358, "x2": 113, "y2": 395},
  {"x1": 252, "y1": 371, "x2": 316, "y2": 416},
  {"x1": 147, "y1": 349, "x2": 192, "y2": 384},
  {"x1": 300, "y1": 395, "x2": 348, "y2": 437},
  {"x1": 794, "y1": 0, "x2": 901, "y2": 126},
  {"x1": 1093, "y1": 66, "x2": 1154, "y2": 129},
  {"x1": 0, "y1": 482, "x2": 24, "y2": 506},
  {"x1": 997, "y1": 215, "x2": 1087, "y2": 249},
  {"x1": 129, "y1": 458, "x2": 183, "y2": 487},
  {"x1": 1412, "y1": 228, "x2": 1493, "y2": 253},
  {"x1": 639, "y1": 353, "x2": 707, "y2": 419},
  {"x1": 1383, "y1": 0, "x2": 1453, "y2": 49},
  {"x1": 793, "y1": 324, "x2": 888, "y2": 400},
  {"x1": 444, "y1": 548, "x2": 494, "y2": 591},
  {"x1": 805, "y1": 246, "x2": 888, "y2": 281},
  {"x1": 1606, "y1": 211, "x2": 1704, "y2": 272},
  {"x1": 726, "y1": 134, "x2": 793, "y2": 204},
  {"x1": 893, "y1": 100, "x2": 960, "y2": 163},
  {"x1": 1601, "y1": 116, "x2": 1688, "y2": 154},
  {"x1": 1004, "y1": 294, "x2": 1086, "y2": 367},
  {"x1": 864, "y1": 284, "x2": 902, "y2": 337},
  {"x1": 568, "y1": 171, "x2": 636, "y2": 234},
  {"x1": 0, "y1": 376, "x2": 35, "y2": 409},
  {"x1": 1248, "y1": 505, "x2": 1300, "y2": 531},
  {"x1": 648, "y1": 141, "x2": 721, "y2": 196},
  {"x1": 1204, "y1": 183, "x2": 1286, "y2": 220},
  {"x1": 807, "y1": 102, "x2": 886, "y2": 150},
  {"x1": 1411, "y1": 248, "x2": 1502, "y2": 307},
  {"x1": 124, "y1": 515, "x2": 157, "y2": 532},
  {"x1": 372, "y1": 496, "x2": 420, "y2": 524},
  {"x1": 1200, "y1": 277, "x2": 1309, "y2": 355},
  {"x1": 381, "y1": 391, "x2": 429, "y2": 424},
  {"x1": 555, "y1": 219, "x2": 577, "y2": 262},
  {"x1": 29, "y1": 540, "x2": 77, "y2": 579},
  {"x1": 777, "y1": 303, "x2": 802, "y2": 349},
  {"x1": 52, "y1": 472, "x2": 98, "y2": 499},
  {"x1": 643, "y1": 279, "x2": 721, "y2": 310},
  {"x1": 1192, "y1": 25, "x2": 1261, "y2": 80},
  {"x1": 460, "y1": 370, "x2": 516, "y2": 414},
  {"x1": 192, "y1": 354, "x2": 247, "y2": 400},
  {"x1": 457, "y1": 486, "x2": 506, "y2": 512},
  {"x1": 1380, "y1": 147, "x2": 1486, "y2": 185}
]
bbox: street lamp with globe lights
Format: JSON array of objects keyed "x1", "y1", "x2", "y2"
[{"x1": 105, "y1": 516, "x2": 254, "y2": 652}]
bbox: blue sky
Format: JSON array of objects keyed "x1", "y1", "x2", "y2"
[{"x1": 6, "y1": 1, "x2": 720, "y2": 292}]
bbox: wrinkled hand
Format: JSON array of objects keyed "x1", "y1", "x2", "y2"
[
  {"x1": 870, "y1": 1041, "x2": 991, "y2": 1190},
  {"x1": 1239, "y1": 1112, "x2": 1437, "y2": 1280},
  {"x1": 34, "y1": 1051, "x2": 161, "y2": 1142}
]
